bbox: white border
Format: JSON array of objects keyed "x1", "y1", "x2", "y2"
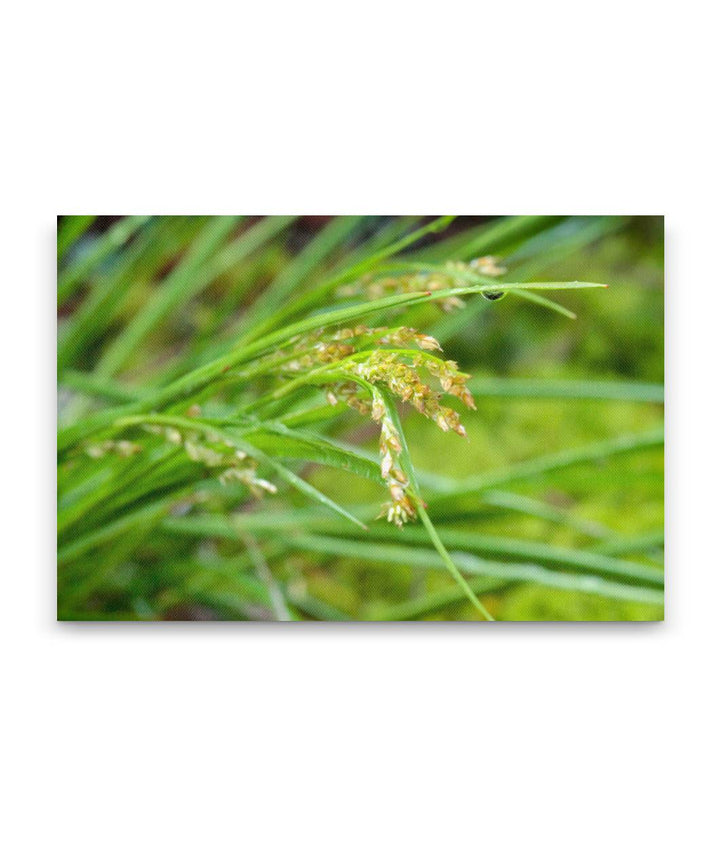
[{"x1": 4, "y1": 3, "x2": 717, "y2": 854}]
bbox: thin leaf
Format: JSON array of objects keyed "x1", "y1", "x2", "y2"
[
  {"x1": 241, "y1": 533, "x2": 293, "y2": 621},
  {"x1": 57, "y1": 215, "x2": 150, "y2": 304},
  {"x1": 467, "y1": 377, "x2": 664, "y2": 404},
  {"x1": 380, "y1": 391, "x2": 494, "y2": 620},
  {"x1": 238, "y1": 215, "x2": 366, "y2": 339},
  {"x1": 593, "y1": 530, "x2": 664, "y2": 557},
  {"x1": 218, "y1": 430, "x2": 369, "y2": 532},
  {"x1": 408, "y1": 215, "x2": 566, "y2": 264},
  {"x1": 241, "y1": 425, "x2": 383, "y2": 485},
  {"x1": 430, "y1": 427, "x2": 664, "y2": 501},
  {"x1": 368, "y1": 579, "x2": 511, "y2": 621},
  {"x1": 481, "y1": 489, "x2": 612, "y2": 538},
  {"x1": 246, "y1": 215, "x2": 458, "y2": 337},
  {"x1": 371, "y1": 527, "x2": 664, "y2": 587},
  {"x1": 95, "y1": 216, "x2": 244, "y2": 377},
  {"x1": 57, "y1": 215, "x2": 96, "y2": 261},
  {"x1": 276, "y1": 534, "x2": 664, "y2": 607},
  {"x1": 512, "y1": 287, "x2": 577, "y2": 319},
  {"x1": 58, "y1": 217, "x2": 179, "y2": 372}
]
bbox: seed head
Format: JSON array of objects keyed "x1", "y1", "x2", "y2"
[
  {"x1": 270, "y1": 321, "x2": 477, "y2": 524},
  {"x1": 379, "y1": 494, "x2": 416, "y2": 527},
  {"x1": 469, "y1": 256, "x2": 507, "y2": 276}
]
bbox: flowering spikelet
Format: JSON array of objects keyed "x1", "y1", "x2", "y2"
[
  {"x1": 85, "y1": 439, "x2": 142, "y2": 459},
  {"x1": 218, "y1": 465, "x2": 278, "y2": 497},
  {"x1": 275, "y1": 325, "x2": 443, "y2": 375},
  {"x1": 141, "y1": 423, "x2": 277, "y2": 497},
  {"x1": 344, "y1": 351, "x2": 475, "y2": 437},
  {"x1": 337, "y1": 257, "x2": 507, "y2": 313},
  {"x1": 256, "y1": 322, "x2": 477, "y2": 525},
  {"x1": 469, "y1": 256, "x2": 507, "y2": 277},
  {"x1": 412, "y1": 353, "x2": 476, "y2": 412},
  {"x1": 285, "y1": 325, "x2": 477, "y2": 524},
  {"x1": 370, "y1": 391, "x2": 416, "y2": 526}
]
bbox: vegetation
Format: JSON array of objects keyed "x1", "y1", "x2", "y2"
[{"x1": 57, "y1": 215, "x2": 664, "y2": 620}]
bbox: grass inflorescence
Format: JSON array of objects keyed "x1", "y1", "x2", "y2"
[{"x1": 57, "y1": 215, "x2": 663, "y2": 621}]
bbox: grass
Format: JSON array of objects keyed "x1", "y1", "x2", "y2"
[{"x1": 57, "y1": 215, "x2": 664, "y2": 621}]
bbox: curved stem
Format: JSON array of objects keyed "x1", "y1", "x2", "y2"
[{"x1": 379, "y1": 391, "x2": 494, "y2": 621}]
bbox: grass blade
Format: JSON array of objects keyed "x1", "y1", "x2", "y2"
[
  {"x1": 430, "y1": 426, "x2": 664, "y2": 501},
  {"x1": 228, "y1": 435, "x2": 369, "y2": 532},
  {"x1": 480, "y1": 490, "x2": 612, "y2": 538},
  {"x1": 241, "y1": 216, "x2": 458, "y2": 339},
  {"x1": 512, "y1": 288, "x2": 577, "y2": 319},
  {"x1": 241, "y1": 534, "x2": 294, "y2": 621},
  {"x1": 467, "y1": 377, "x2": 664, "y2": 403},
  {"x1": 94, "y1": 216, "x2": 243, "y2": 377},
  {"x1": 238, "y1": 215, "x2": 365, "y2": 339},
  {"x1": 57, "y1": 215, "x2": 96, "y2": 261},
  {"x1": 240, "y1": 424, "x2": 383, "y2": 485},
  {"x1": 373, "y1": 527, "x2": 664, "y2": 587},
  {"x1": 276, "y1": 534, "x2": 664, "y2": 607},
  {"x1": 593, "y1": 530, "x2": 664, "y2": 556},
  {"x1": 380, "y1": 391, "x2": 494, "y2": 620},
  {"x1": 58, "y1": 215, "x2": 150, "y2": 304}
]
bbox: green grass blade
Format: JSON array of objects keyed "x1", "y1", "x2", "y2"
[
  {"x1": 593, "y1": 530, "x2": 664, "y2": 556},
  {"x1": 415, "y1": 505, "x2": 495, "y2": 620},
  {"x1": 238, "y1": 215, "x2": 365, "y2": 339},
  {"x1": 467, "y1": 377, "x2": 664, "y2": 403},
  {"x1": 227, "y1": 435, "x2": 369, "y2": 531},
  {"x1": 58, "y1": 217, "x2": 189, "y2": 373},
  {"x1": 275, "y1": 534, "x2": 664, "y2": 607},
  {"x1": 512, "y1": 288, "x2": 577, "y2": 319},
  {"x1": 480, "y1": 490, "x2": 612, "y2": 538},
  {"x1": 172, "y1": 506, "x2": 662, "y2": 588},
  {"x1": 59, "y1": 370, "x2": 149, "y2": 406},
  {"x1": 58, "y1": 499, "x2": 170, "y2": 564},
  {"x1": 380, "y1": 391, "x2": 494, "y2": 620},
  {"x1": 94, "y1": 216, "x2": 243, "y2": 377},
  {"x1": 431, "y1": 426, "x2": 664, "y2": 501},
  {"x1": 242, "y1": 216, "x2": 457, "y2": 339},
  {"x1": 57, "y1": 215, "x2": 150, "y2": 304},
  {"x1": 428, "y1": 215, "x2": 624, "y2": 341},
  {"x1": 148, "y1": 215, "x2": 299, "y2": 381},
  {"x1": 368, "y1": 578, "x2": 510, "y2": 620},
  {"x1": 57, "y1": 215, "x2": 96, "y2": 261},
  {"x1": 81, "y1": 412, "x2": 374, "y2": 534},
  {"x1": 374, "y1": 527, "x2": 663, "y2": 587},
  {"x1": 240, "y1": 425, "x2": 383, "y2": 485},
  {"x1": 241, "y1": 534, "x2": 293, "y2": 621},
  {"x1": 409, "y1": 216, "x2": 566, "y2": 263}
]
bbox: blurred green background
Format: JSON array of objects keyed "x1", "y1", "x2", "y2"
[{"x1": 57, "y1": 215, "x2": 664, "y2": 620}]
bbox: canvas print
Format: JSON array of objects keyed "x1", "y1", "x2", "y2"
[{"x1": 57, "y1": 216, "x2": 664, "y2": 621}]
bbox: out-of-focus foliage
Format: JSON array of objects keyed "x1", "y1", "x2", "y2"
[{"x1": 57, "y1": 215, "x2": 663, "y2": 620}]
